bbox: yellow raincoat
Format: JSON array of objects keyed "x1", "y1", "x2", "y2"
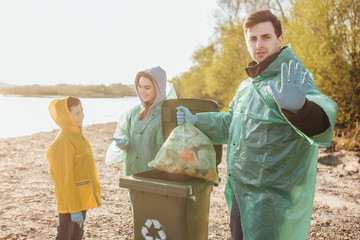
[{"x1": 47, "y1": 97, "x2": 102, "y2": 213}]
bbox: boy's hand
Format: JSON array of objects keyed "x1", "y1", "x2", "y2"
[
  {"x1": 109, "y1": 138, "x2": 129, "y2": 150},
  {"x1": 269, "y1": 60, "x2": 309, "y2": 113},
  {"x1": 71, "y1": 212, "x2": 84, "y2": 228}
]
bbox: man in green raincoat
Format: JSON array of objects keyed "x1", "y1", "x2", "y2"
[{"x1": 177, "y1": 9, "x2": 338, "y2": 240}]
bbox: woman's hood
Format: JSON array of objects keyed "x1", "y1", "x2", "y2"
[
  {"x1": 135, "y1": 66, "x2": 167, "y2": 108},
  {"x1": 49, "y1": 97, "x2": 80, "y2": 132}
]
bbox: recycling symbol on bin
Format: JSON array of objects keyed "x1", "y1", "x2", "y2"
[{"x1": 141, "y1": 219, "x2": 166, "y2": 240}]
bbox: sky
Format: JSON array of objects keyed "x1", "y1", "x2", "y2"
[{"x1": 0, "y1": 0, "x2": 219, "y2": 86}]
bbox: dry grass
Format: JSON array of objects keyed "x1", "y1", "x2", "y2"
[{"x1": 332, "y1": 125, "x2": 360, "y2": 151}]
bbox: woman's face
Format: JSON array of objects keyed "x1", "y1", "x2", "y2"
[{"x1": 138, "y1": 76, "x2": 156, "y2": 105}]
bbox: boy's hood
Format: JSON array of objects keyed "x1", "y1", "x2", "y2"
[{"x1": 49, "y1": 97, "x2": 81, "y2": 132}]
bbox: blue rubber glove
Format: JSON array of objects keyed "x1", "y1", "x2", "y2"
[
  {"x1": 269, "y1": 60, "x2": 309, "y2": 113},
  {"x1": 176, "y1": 106, "x2": 197, "y2": 125},
  {"x1": 109, "y1": 137, "x2": 129, "y2": 150},
  {"x1": 71, "y1": 212, "x2": 84, "y2": 228}
]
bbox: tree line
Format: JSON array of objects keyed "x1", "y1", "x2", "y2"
[
  {"x1": 0, "y1": 83, "x2": 137, "y2": 98},
  {"x1": 171, "y1": 0, "x2": 359, "y2": 147}
]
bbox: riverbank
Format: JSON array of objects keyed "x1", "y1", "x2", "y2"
[{"x1": 0, "y1": 122, "x2": 359, "y2": 239}]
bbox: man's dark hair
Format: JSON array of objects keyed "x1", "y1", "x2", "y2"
[{"x1": 243, "y1": 9, "x2": 282, "y2": 37}]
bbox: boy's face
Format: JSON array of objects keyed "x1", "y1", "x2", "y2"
[
  {"x1": 69, "y1": 103, "x2": 84, "y2": 127},
  {"x1": 245, "y1": 21, "x2": 283, "y2": 63}
]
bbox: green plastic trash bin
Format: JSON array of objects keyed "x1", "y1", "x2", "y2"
[
  {"x1": 119, "y1": 98, "x2": 222, "y2": 240},
  {"x1": 120, "y1": 170, "x2": 212, "y2": 239}
]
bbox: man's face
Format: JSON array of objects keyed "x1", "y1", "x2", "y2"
[{"x1": 245, "y1": 21, "x2": 283, "y2": 63}]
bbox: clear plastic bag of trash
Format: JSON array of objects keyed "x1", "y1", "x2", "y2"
[{"x1": 148, "y1": 120, "x2": 219, "y2": 184}]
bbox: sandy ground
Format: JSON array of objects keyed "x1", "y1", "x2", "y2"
[{"x1": 0, "y1": 122, "x2": 359, "y2": 240}]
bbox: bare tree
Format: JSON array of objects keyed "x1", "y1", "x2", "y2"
[{"x1": 213, "y1": 0, "x2": 290, "y2": 25}]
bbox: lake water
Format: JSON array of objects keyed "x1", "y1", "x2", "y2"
[{"x1": 0, "y1": 95, "x2": 140, "y2": 139}]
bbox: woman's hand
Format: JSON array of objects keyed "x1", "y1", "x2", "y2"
[{"x1": 110, "y1": 138, "x2": 129, "y2": 150}]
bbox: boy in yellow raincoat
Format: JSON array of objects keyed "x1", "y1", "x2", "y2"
[{"x1": 47, "y1": 96, "x2": 102, "y2": 240}]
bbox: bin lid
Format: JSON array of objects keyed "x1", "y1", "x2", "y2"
[
  {"x1": 161, "y1": 98, "x2": 222, "y2": 166},
  {"x1": 119, "y1": 170, "x2": 212, "y2": 198}
]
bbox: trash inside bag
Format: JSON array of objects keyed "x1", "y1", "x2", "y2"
[{"x1": 148, "y1": 120, "x2": 219, "y2": 184}]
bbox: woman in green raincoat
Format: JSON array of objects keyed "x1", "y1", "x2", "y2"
[
  {"x1": 106, "y1": 66, "x2": 176, "y2": 176},
  {"x1": 177, "y1": 10, "x2": 338, "y2": 240}
]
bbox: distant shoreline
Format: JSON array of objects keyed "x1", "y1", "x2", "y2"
[
  {"x1": 0, "y1": 96, "x2": 140, "y2": 140},
  {"x1": 0, "y1": 83, "x2": 137, "y2": 98},
  {"x1": 0, "y1": 94, "x2": 132, "y2": 98},
  {"x1": 0, "y1": 122, "x2": 117, "y2": 140}
]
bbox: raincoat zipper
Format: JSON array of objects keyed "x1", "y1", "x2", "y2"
[{"x1": 81, "y1": 134, "x2": 101, "y2": 207}]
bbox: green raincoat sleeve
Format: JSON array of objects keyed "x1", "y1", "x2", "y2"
[
  {"x1": 194, "y1": 45, "x2": 338, "y2": 240},
  {"x1": 195, "y1": 85, "x2": 248, "y2": 145},
  {"x1": 106, "y1": 105, "x2": 161, "y2": 173},
  {"x1": 291, "y1": 73, "x2": 338, "y2": 147},
  {"x1": 105, "y1": 107, "x2": 133, "y2": 165}
]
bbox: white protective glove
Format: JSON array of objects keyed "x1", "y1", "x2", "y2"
[
  {"x1": 176, "y1": 106, "x2": 197, "y2": 125},
  {"x1": 269, "y1": 59, "x2": 309, "y2": 113},
  {"x1": 71, "y1": 212, "x2": 84, "y2": 228}
]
